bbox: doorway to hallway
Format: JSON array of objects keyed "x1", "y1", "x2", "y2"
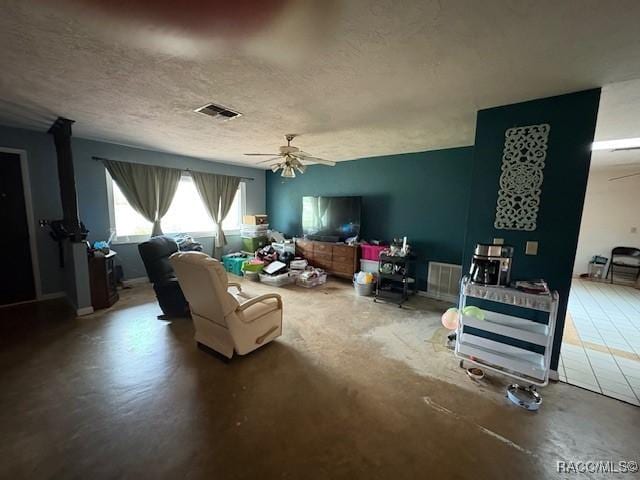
[{"x1": 0, "y1": 151, "x2": 36, "y2": 306}]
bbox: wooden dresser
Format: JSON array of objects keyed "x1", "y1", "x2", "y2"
[
  {"x1": 295, "y1": 239, "x2": 359, "y2": 279},
  {"x1": 89, "y1": 250, "x2": 119, "y2": 310}
]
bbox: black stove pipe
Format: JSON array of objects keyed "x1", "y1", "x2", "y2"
[{"x1": 48, "y1": 117, "x2": 82, "y2": 241}]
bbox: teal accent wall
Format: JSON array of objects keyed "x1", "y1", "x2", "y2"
[
  {"x1": 0, "y1": 125, "x2": 266, "y2": 294},
  {"x1": 464, "y1": 89, "x2": 601, "y2": 370},
  {"x1": 266, "y1": 147, "x2": 474, "y2": 289}
]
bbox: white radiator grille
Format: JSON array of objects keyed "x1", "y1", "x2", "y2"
[{"x1": 426, "y1": 262, "x2": 462, "y2": 303}]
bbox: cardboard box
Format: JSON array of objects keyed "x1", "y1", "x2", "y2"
[{"x1": 243, "y1": 214, "x2": 268, "y2": 225}]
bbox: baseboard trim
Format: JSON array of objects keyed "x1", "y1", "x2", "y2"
[
  {"x1": 0, "y1": 291, "x2": 67, "y2": 309},
  {"x1": 76, "y1": 306, "x2": 94, "y2": 316},
  {"x1": 40, "y1": 291, "x2": 67, "y2": 301},
  {"x1": 122, "y1": 276, "x2": 150, "y2": 287}
]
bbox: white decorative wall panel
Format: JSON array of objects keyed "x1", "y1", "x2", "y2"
[{"x1": 494, "y1": 124, "x2": 550, "y2": 231}]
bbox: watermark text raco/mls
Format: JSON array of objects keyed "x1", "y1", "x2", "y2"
[{"x1": 557, "y1": 460, "x2": 638, "y2": 475}]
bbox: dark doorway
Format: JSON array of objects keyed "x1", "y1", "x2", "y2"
[{"x1": 0, "y1": 152, "x2": 36, "y2": 305}]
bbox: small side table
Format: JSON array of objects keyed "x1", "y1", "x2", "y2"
[{"x1": 89, "y1": 250, "x2": 119, "y2": 309}]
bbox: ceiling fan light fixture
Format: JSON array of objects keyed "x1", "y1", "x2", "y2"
[
  {"x1": 246, "y1": 134, "x2": 335, "y2": 178},
  {"x1": 281, "y1": 166, "x2": 296, "y2": 178}
]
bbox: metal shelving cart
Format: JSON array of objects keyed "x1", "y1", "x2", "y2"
[
  {"x1": 455, "y1": 276, "x2": 558, "y2": 386},
  {"x1": 374, "y1": 254, "x2": 416, "y2": 307}
]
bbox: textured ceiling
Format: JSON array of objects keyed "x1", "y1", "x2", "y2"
[{"x1": 2, "y1": 0, "x2": 640, "y2": 168}]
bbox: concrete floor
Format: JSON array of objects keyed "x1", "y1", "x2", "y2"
[{"x1": 0, "y1": 278, "x2": 638, "y2": 479}]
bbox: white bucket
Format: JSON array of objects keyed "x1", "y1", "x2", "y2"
[{"x1": 353, "y1": 281, "x2": 374, "y2": 296}]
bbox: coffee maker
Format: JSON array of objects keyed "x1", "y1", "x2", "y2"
[{"x1": 469, "y1": 243, "x2": 514, "y2": 286}]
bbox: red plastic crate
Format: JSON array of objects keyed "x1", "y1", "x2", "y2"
[{"x1": 360, "y1": 244, "x2": 387, "y2": 261}]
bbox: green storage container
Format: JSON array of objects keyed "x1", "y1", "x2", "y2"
[
  {"x1": 241, "y1": 261, "x2": 264, "y2": 273},
  {"x1": 222, "y1": 254, "x2": 249, "y2": 276},
  {"x1": 242, "y1": 236, "x2": 269, "y2": 252}
]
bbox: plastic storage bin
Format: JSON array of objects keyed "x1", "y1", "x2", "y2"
[
  {"x1": 241, "y1": 261, "x2": 264, "y2": 274},
  {"x1": 360, "y1": 259, "x2": 379, "y2": 273},
  {"x1": 360, "y1": 244, "x2": 387, "y2": 261},
  {"x1": 244, "y1": 271, "x2": 260, "y2": 282},
  {"x1": 259, "y1": 272, "x2": 295, "y2": 287},
  {"x1": 240, "y1": 224, "x2": 269, "y2": 238},
  {"x1": 222, "y1": 254, "x2": 249, "y2": 276},
  {"x1": 296, "y1": 273, "x2": 328, "y2": 288},
  {"x1": 242, "y1": 236, "x2": 269, "y2": 252},
  {"x1": 272, "y1": 242, "x2": 295, "y2": 255}
]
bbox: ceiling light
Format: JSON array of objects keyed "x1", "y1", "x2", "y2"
[
  {"x1": 281, "y1": 166, "x2": 296, "y2": 178},
  {"x1": 271, "y1": 164, "x2": 280, "y2": 173},
  {"x1": 592, "y1": 138, "x2": 640, "y2": 151},
  {"x1": 294, "y1": 163, "x2": 306, "y2": 174}
]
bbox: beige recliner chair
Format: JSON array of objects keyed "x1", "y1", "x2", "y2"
[{"x1": 170, "y1": 252, "x2": 283, "y2": 358}]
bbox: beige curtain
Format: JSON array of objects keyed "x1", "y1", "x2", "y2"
[
  {"x1": 103, "y1": 159, "x2": 181, "y2": 236},
  {"x1": 191, "y1": 171, "x2": 240, "y2": 258}
]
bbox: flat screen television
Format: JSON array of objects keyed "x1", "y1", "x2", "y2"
[{"x1": 302, "y1": 196, "x2": 361, "y2": 242}]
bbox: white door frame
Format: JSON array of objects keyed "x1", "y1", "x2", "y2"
[{"x1": 0, "y1": 147, "x2": 42, "y2": 301}]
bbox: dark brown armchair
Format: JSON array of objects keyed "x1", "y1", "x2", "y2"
[{"x1": 138, "y1": 236, "x2": 189, "y2": 317}]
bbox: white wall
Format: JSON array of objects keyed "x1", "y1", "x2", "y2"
[{"x1": 573, "y1": 166, "x2": 640, "y2": 275}]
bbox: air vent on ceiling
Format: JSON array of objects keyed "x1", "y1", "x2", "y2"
[{"x1": 194, "y1": 103, "x2": 242, "y2": 120}]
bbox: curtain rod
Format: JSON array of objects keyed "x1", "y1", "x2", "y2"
[{"x1": 91, "y1": 156, "x2": 254, "y2": 182}]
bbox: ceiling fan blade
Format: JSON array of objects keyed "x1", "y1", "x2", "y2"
[
  {"x1": 608, "y1": 172, "x2": 640, "y2": 181},
  {"x1": 256, "y1": 156, "x2": 282, "y2": 164},
  {"x1": 293, "y1": 161, "x2": 306, "y2": 174},
  {"x1": 294, "y1": 154, "x2": 336, "y2": 166},
  {"x1": 244, "y1": 153, "x2": 280, "y2": 156}
]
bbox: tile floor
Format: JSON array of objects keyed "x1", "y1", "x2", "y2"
[{"x1": 560, "y1": 278, "x2": 640, "y2": 406}]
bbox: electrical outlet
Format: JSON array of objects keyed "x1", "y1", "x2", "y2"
[
  {"x1": 525, "y1": 241, "x2": 538, "y2": 255},
  {"x1": 493, "y1": 238, "x2": 504, "y2": 245}
]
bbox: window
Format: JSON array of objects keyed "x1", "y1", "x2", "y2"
[{"x1": 108, "y1": 172, "x2": 245, "y2": 242}]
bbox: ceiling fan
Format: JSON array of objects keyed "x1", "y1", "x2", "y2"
[{"x1": 244, "y1": 134, "x2": 336, "y2": 178}]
